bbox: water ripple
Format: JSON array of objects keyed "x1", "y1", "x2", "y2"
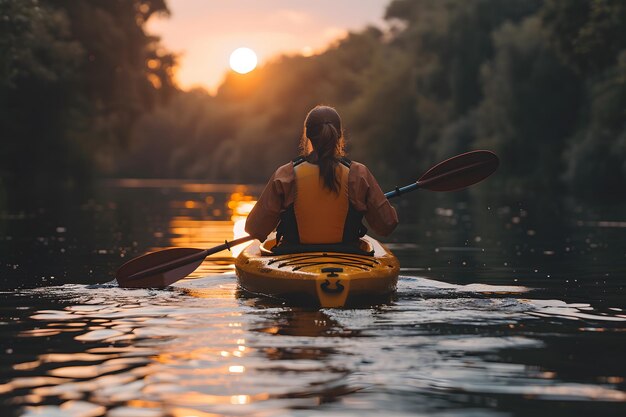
[{"x1": 1, "y1": 275, "x2": 624, "y2": 417}]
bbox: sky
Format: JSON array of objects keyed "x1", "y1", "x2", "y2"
[{"x1": 147, "y1": 0, "x2": 390, "y2": 93}]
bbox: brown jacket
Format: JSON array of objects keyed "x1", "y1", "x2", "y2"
[{"x1": 245, "y1": 160, "x2": 399, "y2": 241}]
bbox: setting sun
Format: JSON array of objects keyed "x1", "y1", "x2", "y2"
[{"x1": 229, "y1": 47, "x2": 258, "y2": 74}]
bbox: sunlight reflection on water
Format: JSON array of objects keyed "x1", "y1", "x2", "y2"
[{"x1": 162, "y1": 190, "x2": 257, "y2": 275}]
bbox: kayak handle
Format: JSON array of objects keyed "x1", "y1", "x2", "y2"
[
  {"x1": 321, "y1": 267, "x2": 343, "y2": 278},
  {"x1": 320, "y1": 279, "x2": 345, "y2": 294}
]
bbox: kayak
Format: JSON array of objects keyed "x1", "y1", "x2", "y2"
[{"x1": 234, "y1": 235, "x2": 399, "y2": 308}]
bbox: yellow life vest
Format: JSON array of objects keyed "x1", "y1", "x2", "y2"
[
  {"x1": 294, "y1": 160, "x2": 350, "y2": 244},
  {"x1": 276, "y1": 157, "x2": 366, "y2": 246}
]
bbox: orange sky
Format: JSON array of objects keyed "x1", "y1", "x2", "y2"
[{"x1": 147, "y1": 0, "x2": 389, "y2": 93}]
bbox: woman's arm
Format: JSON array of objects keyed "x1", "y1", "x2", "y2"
[
  {"x1": 349, "y1": 163, "x2": 399, "y2": 236},
  {"x1": 244, "y1": 163, "x2": 294, "y2": 241}
]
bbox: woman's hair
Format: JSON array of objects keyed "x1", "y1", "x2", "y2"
[{"x1": 299, "y1": 105, "x2": 346, "y2": 193}]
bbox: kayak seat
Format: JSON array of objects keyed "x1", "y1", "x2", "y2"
[{"x1": 260, "y1": 238, "x2": 374, "y2": 256}]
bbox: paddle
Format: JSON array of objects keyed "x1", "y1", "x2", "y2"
[
  {"x1": 116, "y1": 150, "x2": 498, "y2": 288},
  {"x1": 385, "y1": 149, "x2": 499, "y2": 197}
]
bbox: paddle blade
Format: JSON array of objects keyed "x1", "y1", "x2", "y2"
[
  {"x1": 116, "y1": 247, "x2": 206, "y2": 288},
  {"x1": 417, "y1": 150, "x2": 499, "y2": 191}
]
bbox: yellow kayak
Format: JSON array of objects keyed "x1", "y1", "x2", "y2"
[{"x1": 235, "y1": 235, "x2": 399, "y2": 308}]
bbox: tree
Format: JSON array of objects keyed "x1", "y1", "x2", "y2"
[
  {"x1": 475, "y1": 17, "x2": 582, "y2": 188},
  {"x1": 0, "y1": 0, "x2": 175, "y2": 198},
  {"x1": 542, "y1": 0, "x2": 626, "y2": 196}
]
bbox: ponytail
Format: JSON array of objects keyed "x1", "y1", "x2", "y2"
[
  {"x1": 299, "y1": 106, "x2": 345, "y2": 194},
  {"x1": 316, "y1": 123, "x2": 341, "y2": 193}
]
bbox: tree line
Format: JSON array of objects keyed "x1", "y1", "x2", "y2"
[
  {"x1": 1, "y1": 0, "x2": 175, "y2": 201},
  {"x1": 2, "y1": 0, "x2": 625, "y2": 202}
]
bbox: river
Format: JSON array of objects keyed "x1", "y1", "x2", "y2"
[{"x1": 0, "y1": 181, "x2": 624, "y2": 416}]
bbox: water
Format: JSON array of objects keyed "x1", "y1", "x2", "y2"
[{"x1": 1, "y1": 181, "x2": 625, "y2": 416}]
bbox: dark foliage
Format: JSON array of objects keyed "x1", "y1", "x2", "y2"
[{"x1": 0, "y1": 0, "x2": 175, "y2": 198}]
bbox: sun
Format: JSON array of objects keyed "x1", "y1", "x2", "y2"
[{"x1": 229, "y1": 47, "x2": 258, "y2": 74}]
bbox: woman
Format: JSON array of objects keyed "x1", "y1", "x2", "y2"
[{"x1": 245, "y1": 105, "x2": 398, "y2": 248}]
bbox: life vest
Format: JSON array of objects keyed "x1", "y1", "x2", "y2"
[{"x1": 276, "y1": 156, "x2": 366, "y2": 245}]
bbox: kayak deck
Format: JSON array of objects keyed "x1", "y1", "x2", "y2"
[{"x1": 235, "y1": 236, "x2": 399, "y2": 308}]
